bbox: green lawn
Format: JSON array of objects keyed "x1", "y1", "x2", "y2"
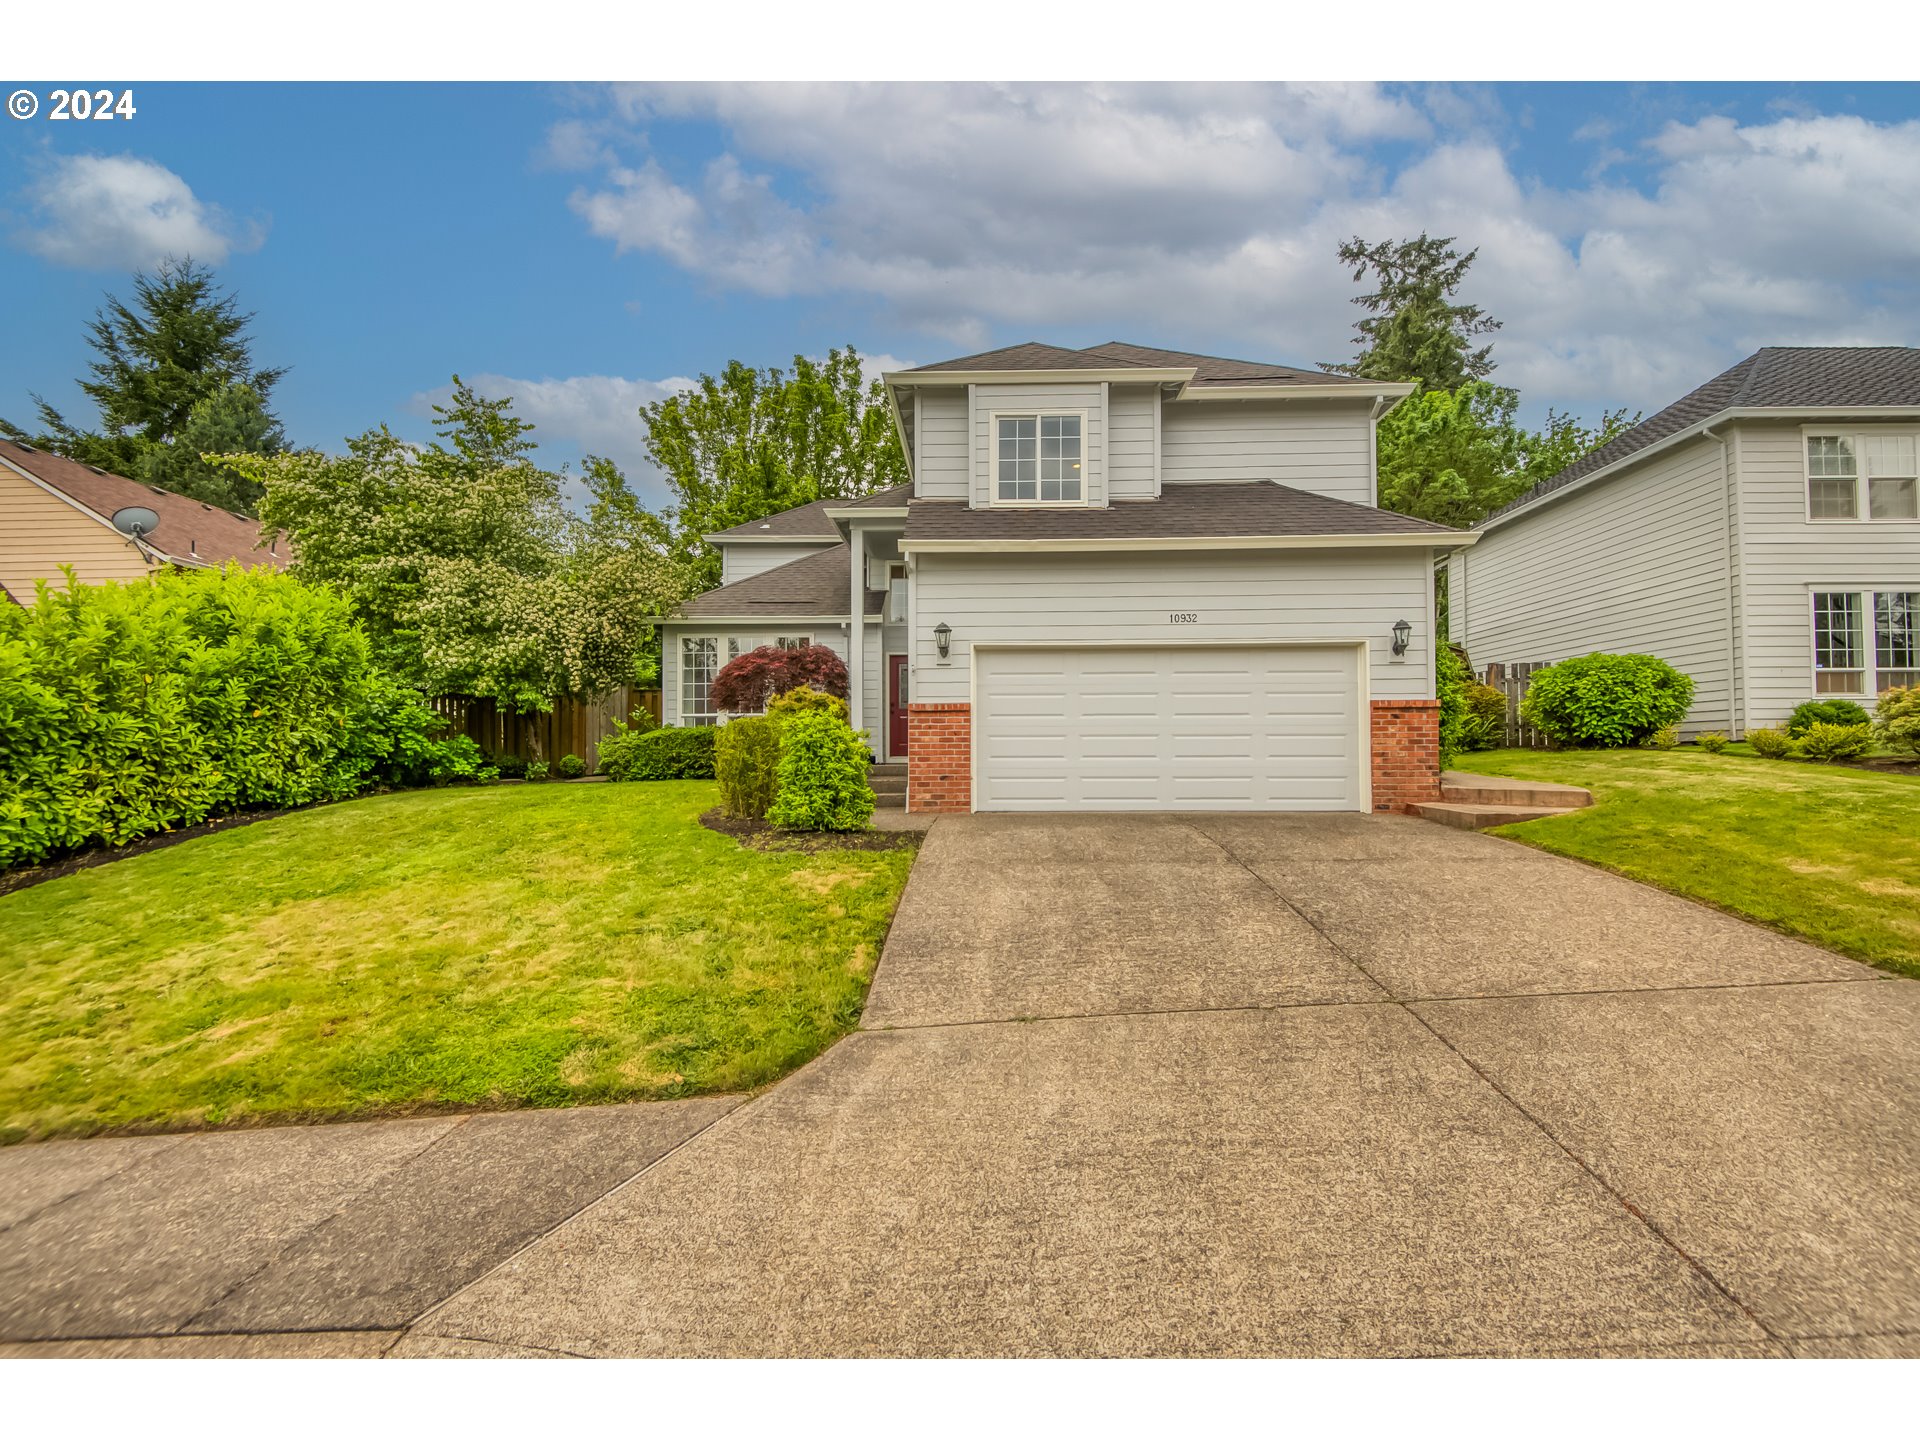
[
  {"x1": 0, "y1": 783, "x2": 915, "y2": 1143},
  {"x1": 1460, "y1": 748, "x2": 1920, "y2": 978}
]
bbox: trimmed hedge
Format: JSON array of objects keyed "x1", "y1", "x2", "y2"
[
  {"x1": 1518, "y1": 652, "x2": 1695, "y2": 748},
  {"x1": 0, "y1": 565, "x2": 479, "y2": 868},
  {"x1": 605, "y1": 725, "x2": 716, "y2": 780}
]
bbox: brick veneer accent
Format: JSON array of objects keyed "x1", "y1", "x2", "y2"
[
  {"x1": 907, "y1": 703, "x2": 972, "y2": 813},
  {"x1": 1370, "y1": 699, "x2": 1441, "y2": 813}
]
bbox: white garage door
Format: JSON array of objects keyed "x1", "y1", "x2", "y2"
[{"x1": 974, "y1": 645, "x2": 1364, "y2": 812}]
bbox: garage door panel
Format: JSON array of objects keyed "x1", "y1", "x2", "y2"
[{"x1": 976, "y1": 645, "x2": 1362, "y2": 813}]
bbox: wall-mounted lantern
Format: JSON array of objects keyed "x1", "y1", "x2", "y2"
[
  {"x1": 933, "y1": 621, "x2": 952, "y2": 660},
  {"x1": 1391, "y1": 618, "x2": 1412, "y2": 657}
]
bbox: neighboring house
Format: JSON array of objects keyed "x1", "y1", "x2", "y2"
[
  {"x1": 0, "y1": 438, "x2": 287, "y2": 604},
  {"x1": 1448, "y1": 348, "x2": 1920, "y2": 736},
  {"x1": 660, "y1": 340, "x2": 1474, "y2": 815}
]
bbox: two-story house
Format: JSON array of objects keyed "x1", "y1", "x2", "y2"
[
  {"x1": 1448, "y1": 347, "x2": 1920, "y2": 736},
  {"x1": 661, "y1": 341, "x2": 1474, "y2": 814}
]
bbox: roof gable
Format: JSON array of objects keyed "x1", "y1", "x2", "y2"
[{"x1": 897, "y1": 340, "x2": 1373, "y2": 388}]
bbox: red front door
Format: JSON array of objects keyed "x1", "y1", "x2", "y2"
[{"x1": 888, "y1": 655, "x2": 910, "y2": 757}]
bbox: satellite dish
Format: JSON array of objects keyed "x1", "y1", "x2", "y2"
[{"x1": 111, "y1": 506, "x2": 160, "y2": 538}]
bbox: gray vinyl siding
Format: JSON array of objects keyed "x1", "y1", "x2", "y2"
[
  {"x1": 1159, "y1": 398, "x2": 1375, "y2": 504},
  {"x1": 860, "y1": 620, "x2": 883, "y2": 750},
  {"x1": 1732, "y1": 420, "x2": 1920, "y2": 727},
  {"x1": 914, "y1": 388, "x2": 970, "y2": 500},
  {"x1": 660, "y1": 623, "x2": 850, "y2": 726},
  {"x1": 970, "y1": 382, "x2": 1106, "y2": 508},
  {"x1": 1108, "y1": 384, "x2": 1159, "y2": 499},
  {"x1": 1449, "y1": 434, "x2": 1735, "y2": 733},
  {"x1": 911, "y1": 548, "x2": 1434, "y2": 705},
  {"x1": 718, "y1": 540, "x2": 838, "y2": 586}
]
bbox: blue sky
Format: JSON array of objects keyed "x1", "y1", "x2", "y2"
[{"x1": 3, "y1": 81, "x2": 1917, "y2": 504}]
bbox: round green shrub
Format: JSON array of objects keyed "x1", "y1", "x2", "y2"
[
  {"x1": 555, "y1": 753, "x2": 586, "y2": 780},
  {"x1": 1873, "y1": 685, "x2": 1920, "y2": 756},
  {"x1": 715, "y1": 716, "x2": 782, "y2": 819},
  {"x1": 1436, "y1": 645, "x2": 1470, "y2": 767},
  {"x1": 1794, "y1": 721, "x2": 1873, "y2": 763},
  {"x1": 765, "y1": 712, "x2": 874, "y2": 832},
  {"x1": 1517, "y1": 652, "x2": 1695, "y2": 748},
  {"x1": 607, "y1": 726, "x2": 717, "y2": 781},
  {"x1": 1787, "y1": 699, "x2": 1871, "y2": 736},
  {"x1": 1695, "y1": 731, "x2": 1729, "y2": 754},
  {"x1": 524, "y1": 759, "x2": 550, "y2": 782},
  {"x1": 1746, "y1": 726, "x2": 1794, "y2": 760},
  {"x1": 766, "y1": 684, "x2": 850, "y2": 724}
]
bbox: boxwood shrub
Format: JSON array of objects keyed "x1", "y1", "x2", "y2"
[
  {"x1": 604, "y1": 725, "x2": 717, "y2": 781},
  {"x1": 1518, "y1": 652, "x2": 1695, "y2": 748},
  {"x1": 1874, "y1": 685, "x2": 1920, "y2": 756}
]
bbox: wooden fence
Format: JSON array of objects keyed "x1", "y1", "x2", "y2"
[
  {"x1": 429, "y1": 688, "x2": 662, "y2": 774},
  {"x1": 1477, "y1": 661, "x2": 1553, "y2": 749}
]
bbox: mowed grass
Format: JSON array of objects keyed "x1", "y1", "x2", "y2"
[
  {"x1": 1462, "y1": 747, "x2": 1920, "y2": 977},
  {"x1": 0, "y1": 782, "x2": 915, "y2": 1143}
]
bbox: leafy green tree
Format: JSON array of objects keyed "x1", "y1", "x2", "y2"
[
  {"x1": 219, "y1": 381, "x2": 691, "y2": 708},
  {"x1": 2, "y1": 259, "x2": 287, "y2": 512},
  {"x1": 1327, "y1": 234, "x2": 1502, "y2": 393},
  {"x1": 1377, "y1": 382, "x2": 1636, "y2": 530},
  {"x1": 641, "y1": 346, "x2": 907, "y2": 586}
]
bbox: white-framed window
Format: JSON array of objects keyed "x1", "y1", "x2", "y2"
[
  {"x1": 996, "y1": 412, "x2": 1083, "y2": 503},
  {"x1": 887, "y1": 563, "x2": 908, "y2": 622},
  {"x1": 1812, "y1": 590, "x2": 1920, "y2": 695},
  {"x1": 680, "y1": 635, "x2": 743, "y2": 724},
  {"x1": 775, "y1": 634, "x2": 812, "y2": 651},
  {"x1": 1805, "y1": 431, "x2": 1920, "y2": 522}
]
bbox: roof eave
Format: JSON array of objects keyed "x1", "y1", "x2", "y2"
[
  {"x1": 902, "y1": 531, "x2": 1473, "y2": 555},
  {"x1": 702, "y1": 532, "x2": 842, "y2": 545},
  {"x1": 885, "y1": 367, "x2": 1196, "y2": 387},
  {"x1": 1174, "y1": 381, "x2": 1416, "y2": 403}
]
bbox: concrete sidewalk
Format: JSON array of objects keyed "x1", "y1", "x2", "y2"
[{"x1": 5, "y1": 813, "x2": 1916, "y2": 1358}]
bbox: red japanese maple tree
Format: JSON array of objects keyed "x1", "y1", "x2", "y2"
[{"x1": 710, "y1": 643, "x2": 850, "y2": 714}]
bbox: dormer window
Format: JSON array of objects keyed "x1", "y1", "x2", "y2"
[{"x1": 997, "y1": 413, "x2": 1082, "y2": 503}]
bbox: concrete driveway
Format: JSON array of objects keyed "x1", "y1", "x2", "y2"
[{"x1": 5, "y1": 813, "x2": 1915, "y2": 1357}]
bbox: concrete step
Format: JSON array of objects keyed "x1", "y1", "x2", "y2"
[
  {"x1": 1412, "y1": 801, "x2": 1583, "y2": 830},
  {"x1": 1439, "y1": 770, "x2": 1592, "y2": 809},
  {"x1": 873, "y1": 792, "x2": 905, "y2": 810}
]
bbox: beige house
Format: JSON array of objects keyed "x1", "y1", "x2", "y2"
[{"x1": 0, "y1": 438, "x2": 287, "y2": 604}]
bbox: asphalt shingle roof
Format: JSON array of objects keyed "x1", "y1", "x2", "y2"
[
  {"x1": 706, "y1": 497, "x2": 845, "y2": 541},
  {"x1": 898, "y1": 341, "x2": 1372, "y2": 388},
  {"x1": 903, "y1": 481, "x2": 1456, "y2": 542},
  {"x1": 1490, "y1": 346, "x2": 1920, "y2": 523},
  {"x1": 676, "y1": 542, "x2": 882, "y2": 619}
]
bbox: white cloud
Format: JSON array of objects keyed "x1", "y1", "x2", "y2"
[
  {"x1": 557, "y1": 85, "x2": 1920, "y2": 419},
  {"x1": 13, "y1": 153, "x2": 262, "y2": 270}
]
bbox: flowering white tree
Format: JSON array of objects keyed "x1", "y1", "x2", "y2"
[{"x1": 219, "y1": 382, "x2": 692, "y2": 709}]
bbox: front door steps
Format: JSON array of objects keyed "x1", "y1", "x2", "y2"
[
  {"x1": 869, "y1": 762, "x2": 907, "y2": 810},
  {"x1": 1412, "y1": 770, "x2": 1593, "y2": 830}
]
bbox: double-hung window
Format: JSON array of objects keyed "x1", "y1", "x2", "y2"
[
  {"x1": 1812, "y1": 590, "x2": 1919, "y2": 694},
  {"x1": 997, "y1": 413, "x2": 1082, "y2": 503},
  {"x1": 1805, "y1": 432, "x2": 1920, "y2": 521}
]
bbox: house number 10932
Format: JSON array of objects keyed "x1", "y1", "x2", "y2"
[{"x1": 1168, "y1": 612, "x2": 1199, "y2": 624}]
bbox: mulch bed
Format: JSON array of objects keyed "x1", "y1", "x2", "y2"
[
  {"x1": 0, "y1": 807, "x2": 305, "y2": 899},
  {"x1": 1842, "y1": 755, "x2": 1920, "y2": 777},
  {"x1": 699, "y1": 807, "x2": 920, "y2": 853}
]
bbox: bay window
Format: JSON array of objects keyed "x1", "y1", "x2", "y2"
[
  {"x1": 1806, "y1": 431, "x2": 1920, "y2": 521},
  {"x1": 1812, "y1": 590, "x2": 1919, "y2": 695}
]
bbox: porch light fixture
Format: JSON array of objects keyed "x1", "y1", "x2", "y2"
[
  {"x1": 933, "y1": 621, "x2": 952, "y2": 660},
  {"x1": 1391, "y1": 618, "x2": 1412, "y2": 657}
]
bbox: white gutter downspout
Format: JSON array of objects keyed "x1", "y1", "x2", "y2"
[{"x1": 1704, "y1": 422, "x2": 1740, "y2": 737}]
